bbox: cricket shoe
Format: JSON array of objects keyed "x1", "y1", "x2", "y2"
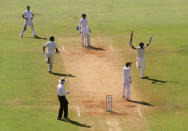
[
  {"x1": 57, "y1": 118, "x2": 62, "y2": 120},
  {"x1": 64, "y1": 117, "x2": 70, "y2": 121},
  {"x1": 140, "y1": 76, "x2": 145, "y2": 78},
  {"x1": 126, "y1": 98, "x2": 130, "y2": 101},
  {"x1": 20, "y1": 34, "x2": 23, "y2": 38}
]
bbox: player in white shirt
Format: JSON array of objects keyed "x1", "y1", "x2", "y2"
[
  {"x1": 20, "y1": 6, "x2": 38, "y2": 38},
  {"x1": 43, "y1": 36, "x2": 60, "y2": 73},
  {"x1": 129, "y1": 31, "x2": 152, "y2": 78},
  {"x1": 122, "y1": 62, "x2": 132, "y2": 100},
  {"x1": 77, "y1": 14, "x2": 91, "y2": 47}
]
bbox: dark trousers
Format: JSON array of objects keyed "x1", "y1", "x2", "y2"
[{"x1": 58, "y1": 95, "x2": 69, "y2": 119}]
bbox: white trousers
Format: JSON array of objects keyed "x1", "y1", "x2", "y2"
[
  {"x1": 81, "y1": 33, "x2": 90, "y2": 47},
  {"x1": 20, "y1": 21, "x2": 36, "y2": 36},
  {"x1": 136, "y1": 58, "x2": 145, "y2": 77},
  {"x1": 122, "y1": 80, "x2": 130, "y2": 99},
  {"x1": 45, "y1": 53, "x2": 54, "y2": 72}
]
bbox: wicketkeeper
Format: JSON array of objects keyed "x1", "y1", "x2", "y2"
[
  {"x1": 129, "y1": 31, "x2": 152, "y2": 78},
  {"x1": 43, "y1": 36, "x2": 60, "y2": 73},
  {"x1": 20, "y1": 5, "x2": 38, "y2": 38},
  {"x1": 77, "y1": 14, "x2": 91, "y2": 47}
]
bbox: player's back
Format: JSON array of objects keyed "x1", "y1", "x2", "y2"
[
  {"x1": 136, "y1": 47, "x2": 145, "y2": 59},
  {"x1": 46, "y1": 41, "x2": 57, "y2": 54}
]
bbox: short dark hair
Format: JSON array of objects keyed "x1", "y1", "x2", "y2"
[
  {"x1": 82, "y1": 14, "x2": 86, "y2": 17},
  {"x1": 126, "y1": 62, "x2": 132, "y2": 67},
  {"x1": 49, "y1": 36, "x2": 54, "y2": 41},
  {"x1": 139, "y1": 42, "x2": 144, "y2": 47}
]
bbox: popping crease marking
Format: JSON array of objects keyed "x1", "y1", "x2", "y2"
[
  {"x1": 137, "y1": 106, "x2": 142, "y2": 118},
  {"x1": 76, "y1": 106, "x2": 80, "y2": 117},
  {"x1": 62, "y1": 45, "x2": 65, "y2": 51}
]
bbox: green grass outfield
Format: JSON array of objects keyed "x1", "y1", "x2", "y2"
[{"x1": 0, "y1": 0, "x2": 188, "y2": 130}]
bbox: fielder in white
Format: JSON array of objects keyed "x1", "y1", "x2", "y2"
[
  {"x1": 129, "y1": 31, "x2": 152, "y2": 78},
  {"x1": 77, "y1": 14, "x2": 91, "y2": 47},
  {"x1": 20, "y1": 6, "x2": 38, "y2": 38},
  {"x1": 43, "y1": 36, "x2": 60, "y2": 73},
  {"x1": 122, "y1": 62, "x2": 132, "y2": 100}
]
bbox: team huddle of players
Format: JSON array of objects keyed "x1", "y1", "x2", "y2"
[{"x1": 20, "y1": 6, "x2": 152, "y2": 101}]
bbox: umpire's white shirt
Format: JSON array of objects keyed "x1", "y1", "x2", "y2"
[
  {"x1": 123, "y1": 66, "x2": 130, "y2": 81},
  {"x1": 79, "y1": 18, "x2": 90, "y2": 34},
  {"x1": 23, "y1": 10, "x2": 33, "y2": 22},
  {"x1": 45, "y1": 41, "x2": 57, "y2": 55},
  {"x1": 57, "y1": 84, "x2": 67, "y2": 96}
]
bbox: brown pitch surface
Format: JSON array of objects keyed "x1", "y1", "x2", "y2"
[{"x1": 58, "y1": 37, "x2": 150, "y2": 131}]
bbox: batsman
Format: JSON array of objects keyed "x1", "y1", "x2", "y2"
[
  {"x1": 77, "y1": 14, "x2": 91, "y2": 47},
  {"x1": 43, "y1": 36, "x2": 60, "y2": 73},
  {"x1": 129, "y1": 31, "x2": 152, "y2": 78}
]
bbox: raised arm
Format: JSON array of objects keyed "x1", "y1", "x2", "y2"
[
  {"x1": 145, "y1": 36, "x2": 152, "y2": 48},
  {"x1": 129, "y1": 31, "x2": 136, "y2": 49}
]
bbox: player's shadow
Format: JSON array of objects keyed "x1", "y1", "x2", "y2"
[
  {"x1": 24, "y1": 36, "x2": 47, "y2": 40},
  {"x1": 142, "y1": 76, "x2": 179, "y2": 84},
  {"x1": 60, "y1": 119, "x2": 91, "y2": 128},
  {"x1": 127, "y1": 100, "x2": 153, "y2": 106},
  {"x1": 87, "y1": 46, "x2": 105, "y2": 51},
  {"x1": 51, "y1": 72, "x2": 75, "y2": 77}
]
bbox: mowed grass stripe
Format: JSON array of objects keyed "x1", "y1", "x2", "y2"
[
  {"x1": 0, "y1": 0, "x2": 188, "y2": 130},
  {"x1": 0, "y1": 0, "x2": 78, "y2": 130}
]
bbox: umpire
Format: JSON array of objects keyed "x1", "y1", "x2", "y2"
[{"x1": 57, "y1": 77, "x2": 69, "y2": 120}]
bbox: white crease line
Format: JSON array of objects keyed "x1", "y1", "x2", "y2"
[
  {"x1": 76, "y1": 106, "x2": 80, "y2": 118},
  {"x1": 62, "y1": 45, "x2": 65, "y2": 51},
  {"x1": 137, "y1": 106, "x2": 142, "y2": 118}
]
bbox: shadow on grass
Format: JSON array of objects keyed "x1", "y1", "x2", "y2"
[
  {"x1": 87, "y1": 46, "x2": 105, "y2": 51},
  {"x1": 51, "y1": 72, "x2": 75, "y2": 77},
  {"x1": 127, "y1": 99, "x2": 154, "y2": 106},
  {"x1": 142, "y1": 76, "x2": 179, "y2": 84},
  {"x1": 24, "y1": 36, "x2": 47, "y2": 40},
  {"x1": 60, "y1": 119, "x2": 91, "y2": 128}
]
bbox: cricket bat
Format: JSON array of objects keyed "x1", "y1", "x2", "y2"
[{"x1": 130, "y1": 31, "x2": 134, "y2": 44}]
